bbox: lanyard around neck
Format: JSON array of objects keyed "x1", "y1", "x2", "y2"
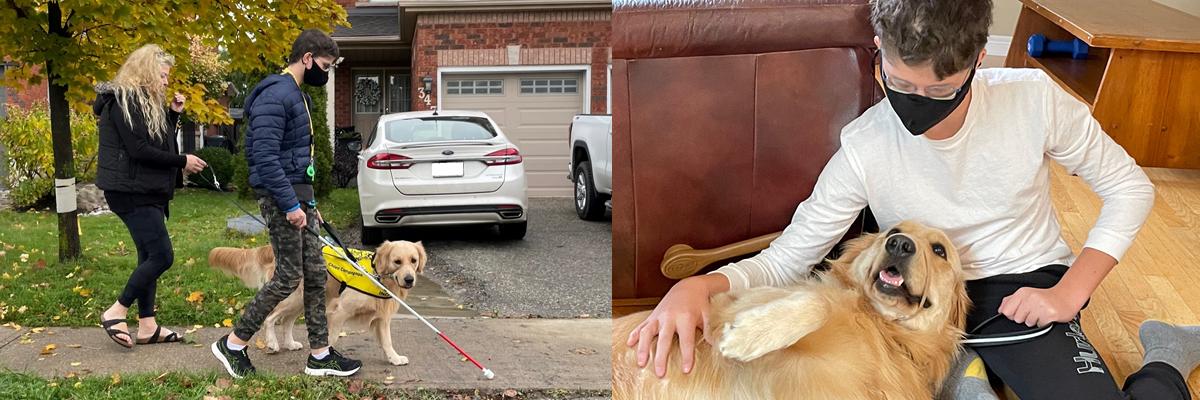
[{"x1": 282, "y1": 69, "x2": 316, "y2": 180}]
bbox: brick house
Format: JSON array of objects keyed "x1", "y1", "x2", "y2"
[
  {"x1": 0, "y1": 63, "x2": 50, "y2": 118},
  {"x1": 331, "y1": 0, "x2": 611, "y2": 197}
]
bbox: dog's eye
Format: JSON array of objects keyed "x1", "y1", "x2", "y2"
[
  {"x1": 932, "y1": 243, "x2": 947, "y2": 259},
  {"x1": 411, "y1": 257, "x2": 417, "y2": 264}
]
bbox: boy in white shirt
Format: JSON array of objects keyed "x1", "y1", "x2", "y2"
[{"x1": 625, "y1": 0, "x2": 1200, "y2": 398}]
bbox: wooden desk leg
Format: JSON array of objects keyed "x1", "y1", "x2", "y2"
[{"x1": 1092, "y1": 49, "x2": 1200, "y2": 169}]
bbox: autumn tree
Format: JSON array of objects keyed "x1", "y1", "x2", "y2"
[{"x1": 0, "y1": 1, "x2": 348, "y2": 261}]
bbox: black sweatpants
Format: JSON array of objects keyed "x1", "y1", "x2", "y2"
[
  {"x1": 967, "y1": 265, "x2": 1191, "y2": 400},
  {"x1": 115, "y1": 204, "x2": 175, "y2": 318}
]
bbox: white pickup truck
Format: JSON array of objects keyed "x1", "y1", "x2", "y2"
[{"x1": 568, "y1": 114, "x2": 612, "y2": 220}]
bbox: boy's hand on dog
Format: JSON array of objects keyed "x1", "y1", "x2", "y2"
[
  {"x1": 999, "y1": 286, "x2": 1082, "y2": 328},
  {"x1": 627, "y1": 275, "x2": 725, "y2": 378},
  {"x1": 287, "y1": 208, "x2": 307, "y2": 230}
]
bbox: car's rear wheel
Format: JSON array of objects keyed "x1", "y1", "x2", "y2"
[
  {"x1": 498, "y1": 221, "x2": 527, "y2": 240},
  {"x1": 574, "y1": 161, "x2": 606, "y2": 221},
  {"x1": 361, "y1": 223, "x2": 384, "y2": 246}
]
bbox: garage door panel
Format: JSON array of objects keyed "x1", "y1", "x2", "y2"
[
  {"x1": 522, "y1": 157, "x2": 569, "y2": 172},
  {"x1": 514, "y1": 141, "x2": 568, "y2": 156},
  {"x1": 443, "y1": 72, "x2": 582, "y2": 197}
]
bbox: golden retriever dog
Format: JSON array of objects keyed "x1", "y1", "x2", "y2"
[
  {"x1": 208, "y1": 240, "x2": 426, "y2": 366},
  {"x1": 612, "y1": 221, "x2": 970, "y2": 400}
]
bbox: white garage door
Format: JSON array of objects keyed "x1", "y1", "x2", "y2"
[{"x1": 441, "y1": 72, "x2": 584, "y2": 197}]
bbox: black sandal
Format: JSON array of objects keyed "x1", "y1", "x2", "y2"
[
  {"x1": 101, "y1": 319, "x2": 134, "y2": 349},
  {"x1": 136, "y1": 326, "x2": 181, "y2": 345}
]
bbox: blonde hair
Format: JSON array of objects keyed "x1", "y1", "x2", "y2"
[{"x1": 111, "y1": 44, "x2": 176, "y2": 141}]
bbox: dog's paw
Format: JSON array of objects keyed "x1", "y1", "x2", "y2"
[
  {"x1": 388, "y1": 354, "x2": 410, "y2": 366},
  {"x1": 285, "y1": 340, "x2": 303, "y2": 351},
  {"x1": 717, "y1": 304, "x2": 793, "y2": 362},
  {"x1": 265, "y1": 340, "x2": 280, "y2": 353}
]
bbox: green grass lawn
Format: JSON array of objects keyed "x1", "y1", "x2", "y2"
[
  {"x1": 0, "y1": 371, "x2": 605, "y2": 399},
  {"x1": 0, "y1": 188, "x2": 361, "y2": 328}
]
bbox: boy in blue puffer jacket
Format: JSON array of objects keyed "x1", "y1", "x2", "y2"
[{"x1": 211, "y1": 29, "x2": 362, "y2": 378}]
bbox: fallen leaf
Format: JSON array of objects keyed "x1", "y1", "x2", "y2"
[
  {"x1": 17, "y1": 305, "x2": 27, "y2": 314},
  {"x1": 73, "y1": 381, "x2": 82, "y2": 388},
  {"x1": 30, "y1": 327, "x2": 44, "y2": 334},
  {"x1": 571, "y1": 347, "x2": 597, "y2": 355},
  {"x1": 67, "y1": 344, "x2": 81, "y2": 348},
  {"x1": 503, "y1": 389, "x2": 519, "y2": 398},
  {"x1": 221, "y1": 319, "x2": 233, "y2": 327},
  {"x1": 70, "y1": 362, "x2": 81, "y2": 366},
  {"x1": 348, "y1": 379, "x2": 363, "y2": 394},
  {"x1": 40, "y1": 344, "x2": 56, "y2": 355},
  {"x1": 77, "y1": 288, "x2": 92, "y2": 298},
  {"x1": 254, "y1": 338, "x2": 266, "y2": 350},
  {"x1": 111, "y1": 372, "x2": 121, "y2": 385},
  {"x1": 215, "y1": 378, "x2": 231, "y2": 389},
  {"x1": 186, "y1": 291, "x2": 205, "y2": 304},
  {"x1": 184, "y1": 258, "x2": 196, "y2": 267}
]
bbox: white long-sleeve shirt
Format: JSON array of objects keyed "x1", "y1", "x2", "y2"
[{"x1": 714, "y1": 68, "x2": 1155, "y2": 290}]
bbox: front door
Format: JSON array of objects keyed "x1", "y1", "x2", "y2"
[{"x1": 353, "y1": 70, "x2": 410, "y2": 141}]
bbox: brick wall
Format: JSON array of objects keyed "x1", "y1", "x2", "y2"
[{"x1": 412, "y1": 10, "x2": 611, "y2": 113}]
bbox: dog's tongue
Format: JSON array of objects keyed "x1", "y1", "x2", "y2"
[{"x1": 879, "y1": 269, "x2": 904, "y2": 287}]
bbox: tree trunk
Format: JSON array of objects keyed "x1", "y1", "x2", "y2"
[{"x1": 48, "y1": 1, "x2": 81, "y2": 261}]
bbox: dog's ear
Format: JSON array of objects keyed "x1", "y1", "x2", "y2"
[
  {"x1": 414, "y1": 241, "x2": 427, "y2": 273},
  {"x1": 947, "y1": 277, "x2": 971, "y2": 330},
  {"x1": 373, "y1": 242, "x2": 394, "y2": 272}
]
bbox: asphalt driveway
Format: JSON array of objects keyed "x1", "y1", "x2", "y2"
[{"x1": 348, "y1": 197, "x2": 611, "y2": 318}]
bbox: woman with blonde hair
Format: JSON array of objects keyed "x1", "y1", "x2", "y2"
[{"x1": 94, "y1": 44, "x2": 207, "y2": 348}]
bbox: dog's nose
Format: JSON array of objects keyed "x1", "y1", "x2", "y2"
[
  {"x1": 886, "y1": 235, "x2": 915, "y2": 257},
  {"x1": 403, "y1": 275, "x2": 415, "y2": 286}
]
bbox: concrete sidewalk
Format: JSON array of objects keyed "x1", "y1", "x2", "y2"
[{"x1": 0, "y1": 318, "x2": 611, "y2": 392}]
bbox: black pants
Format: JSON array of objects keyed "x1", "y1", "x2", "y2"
[
  {"x1": 114, "y1": 204, "x2": 174, "y2": 318},
  {"x1": 967, "y1": 265, "x2": 1191, "y2": 400}
]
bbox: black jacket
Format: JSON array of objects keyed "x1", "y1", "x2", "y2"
[{"x1": 94, "y1": 84, "x2": 185, "y2": 207}]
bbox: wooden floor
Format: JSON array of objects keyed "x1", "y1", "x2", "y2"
[{"x1": 1052, "y1": 164, "x2": 1200, "y2": 396}]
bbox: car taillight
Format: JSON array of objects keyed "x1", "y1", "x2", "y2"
[
  {"x1": 366, "y1": 153, "x2": 413, "y2": 169},
  {"x1": 485, "y1": 148, "x2": 522, "y2": 166}
]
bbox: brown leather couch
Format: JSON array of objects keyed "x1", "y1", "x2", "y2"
[{"x1": 611, "y1": 0, "x2": 884, "y2": 316}]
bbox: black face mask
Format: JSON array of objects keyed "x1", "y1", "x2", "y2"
[
  {"x1": 303, "y1": 60, "x2": 329, "y2": 87},
  {"x1": 882, "y1": 64, "x2": 976, "y2": 136}
]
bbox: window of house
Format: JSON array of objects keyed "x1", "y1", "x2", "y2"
[
  {"x1": 446, "y1": 80, "x2": 502, "y2": 95},
  {"x1": 520, "y1": 78, "x2": 578, "y2": 94}
]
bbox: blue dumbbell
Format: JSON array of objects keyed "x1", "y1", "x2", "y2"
[{"x1": 1027, "y1": 33, "x2": 1089, "y2": 59}]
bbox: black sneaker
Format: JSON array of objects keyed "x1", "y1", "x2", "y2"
[
  {"x1": 211, "y1": 334, "x2": 256, "y2": 379},
  {"x1": 304, "y1": 348, "x2": 362, "y2": 377}
]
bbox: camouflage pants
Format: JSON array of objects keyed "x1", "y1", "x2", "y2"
[{"x1": 232, "y1": 197, "x2": 328, "y2": 348}]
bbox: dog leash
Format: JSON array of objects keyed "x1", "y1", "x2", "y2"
[
  {"x1": 961, "y1": 313, "x2": 1056, "y2": 347},
  {"x1": 191, "y1": 171, "x2": 497, "y2": 380}
]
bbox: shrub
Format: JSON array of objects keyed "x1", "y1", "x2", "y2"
[
  {"x1": 187, "y1": 146, "x2": 235, "y2": 191},
  {"x1": 0, "y1": 103, "x2": 99, "y2": 209},
  {"x1": 302, "y1": 85, "x2": 334, "y2": 199}
]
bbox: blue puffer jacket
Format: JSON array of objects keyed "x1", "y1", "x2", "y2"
[{"x1": 244, "y1": 73, "x2": 314, "y2": 212}]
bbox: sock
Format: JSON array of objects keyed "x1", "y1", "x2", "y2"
[
  {"x1": 312, "y1": 348, "x2": 330, "y2": 360},
  {"x1": 936, "y1": 347, "x2": 1000, "y2": 400},
  {"x1": 1140, "y1": 320, "x2": 1200, "y2": 376},
  {"x1": 226, "y1": 336, "x2": 246, "y2": 351}
]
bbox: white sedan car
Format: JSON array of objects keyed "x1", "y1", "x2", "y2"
[{"x1": 357, "y1": 110, "x2": 528, "y2": 244}]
